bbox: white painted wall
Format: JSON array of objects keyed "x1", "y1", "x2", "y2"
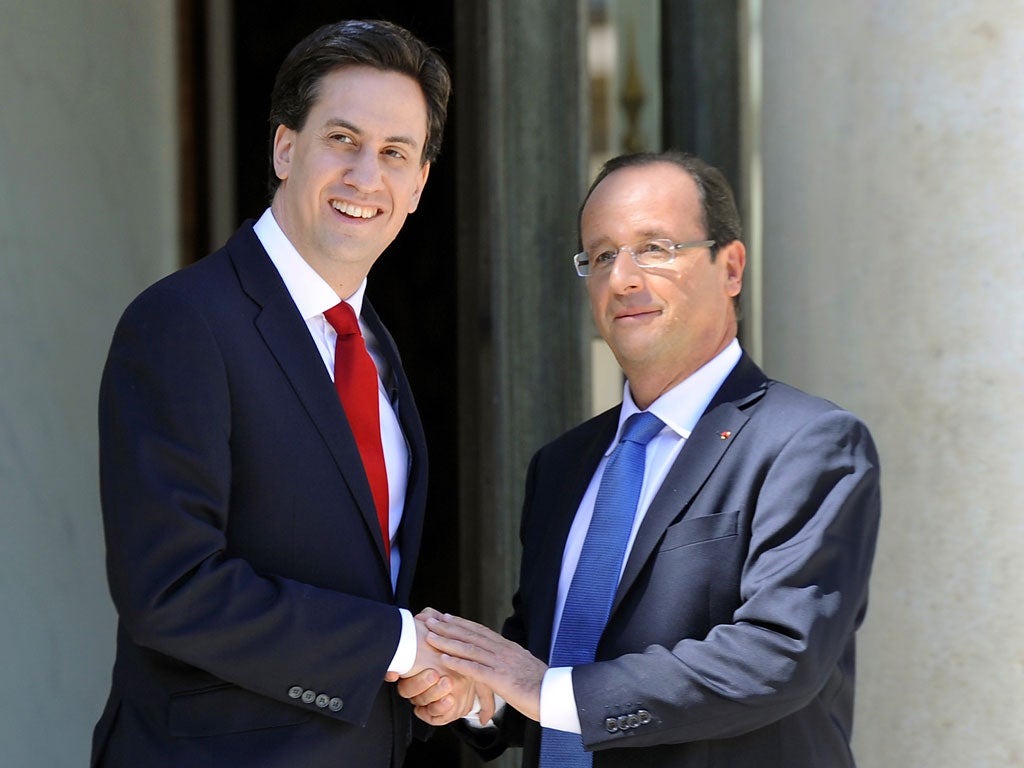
[
  {"x1": 760, "y1": 2, "x2": 1024, "y2": 766},
  {"x1": 0, "y1": 1, "x2": 178, "y2": 764}
]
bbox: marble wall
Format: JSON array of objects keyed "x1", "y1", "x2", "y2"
[
  {"x1": 759, "y1": 2, "x2": 1024, "y2": 765},
  {"x1": 0, "y1": 2, "x2": 178, "y2": 764}
]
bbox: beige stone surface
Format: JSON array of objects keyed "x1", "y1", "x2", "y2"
[
  {"x1": 760, "y1": 2, "x2": 1024, "y2": 766},
  {"x1": 0, "y1": 2, "x2": 179, "y2": 764}
]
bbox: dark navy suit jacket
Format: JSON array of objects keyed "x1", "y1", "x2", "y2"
[
  {"x1": 469, "y1": 353, "x2": 881, "y2": 767},
  {"x1": 92, "y1": 222, "x2": 428, "y2": 767}
]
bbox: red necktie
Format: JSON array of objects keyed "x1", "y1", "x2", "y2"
[{"x1": 323, "y1": 302, "x2": 390, "y2": 562}]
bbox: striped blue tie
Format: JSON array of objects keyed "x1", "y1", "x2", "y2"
[{"x1": 539, "y1": 411, "x2": 665, "y2": 767}]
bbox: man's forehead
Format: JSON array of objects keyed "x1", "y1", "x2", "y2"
[
  {"x1": 595, "y1": 162, "x2": 696, "y2": 198},
  {"x1": 313, "y1": 66, "x2": 427, "y2": 125},
  {"x1": 582, "y1": 163, "x2": 700, "y2": 235}
]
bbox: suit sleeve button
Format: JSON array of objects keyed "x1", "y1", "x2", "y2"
[
  {"x1": 605, "y1": 718, "x2": 619, "y2": 733},
  {"x1": 638, "y1": 709, "x2": 652, "y2": 724},
  {"x1": 315, "y1": 694, "x2": 330, "y2": 708},
  {"x1": 329, "y1": 697, "x2": 344, "y2": 712},
  {"x1": 627, "y1": 713, "x2": 640, "y2": 728},
  {"x1": 301, "y1": 690, "x2": 316, "y2": 704},
  {"x1": 287, "y1": 686, "x2": 303, "y2": 699}
]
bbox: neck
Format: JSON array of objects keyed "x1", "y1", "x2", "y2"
[
  {"x1": 623, "y1": 332, "x2": 737, "y2": 410},
  {"x1": 626, "y1": 370, "x2": 691, "y2": 411},
  {"x1": 270, "y1": 197, "x2": 374, "y2": 299}
]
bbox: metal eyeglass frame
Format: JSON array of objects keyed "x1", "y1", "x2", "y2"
[{"x1": 573, "y1": 238, "x2": 716, "y2": 277}]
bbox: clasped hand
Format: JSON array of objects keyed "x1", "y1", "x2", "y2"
[{"x1": 389, "y1": 607, "x2": 547, "y2": 726}]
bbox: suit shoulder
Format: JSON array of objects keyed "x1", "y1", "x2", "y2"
[
  {"x1": 121, "y1": 221, "x2": 261, "y2": 313},
  {"x1": 115, "y1": 221, "x2": 271, "y2": 335},
  {"x1": 760, "y1": 379, "x2": 859, "y2": 418},
  {"x1": 533, "y1": 408, "x2": 618, "y2": 462},
  {"x1": 762, "y1": 379, "x2": 841, "y2": 412},
  {"x1": 755, "y1": 379, "x2": 876, "y2": 447},
  {"x1": 126, "y1": 247, "x2": 234, "y2": 312}
]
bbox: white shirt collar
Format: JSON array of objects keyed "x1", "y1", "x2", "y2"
[
  {"x1": 612, "y1": 338, "x2": 742, "y2": 453},
  {"x1": 253, "y1": 208, "x2": 367, "y2": 319}
]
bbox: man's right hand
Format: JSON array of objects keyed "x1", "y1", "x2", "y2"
[{"x1": 392, "y1": 608, "x2": 496, "y2": 726}]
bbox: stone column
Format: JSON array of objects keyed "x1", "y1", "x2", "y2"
[
  {"x1": 759, "y1": 3, "x2": 1024, "y2": 766},
  {"x1": 454, "y1": 7, "x2": 589, "y2": 766},
  {"x1": 661, "y1": 0, "x2": 742, "y2": 192}
]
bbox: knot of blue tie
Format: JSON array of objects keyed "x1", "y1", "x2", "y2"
[
  {"x1": 619, "y1": 409, "x2": 667, "y2": 447},
  {"x1": 540, "y1": 410, "x2": 664, "y2": 767}
]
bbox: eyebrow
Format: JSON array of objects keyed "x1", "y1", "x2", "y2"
[{"x1": 324, "y1": 118, "x2": 421, "y2": 150}]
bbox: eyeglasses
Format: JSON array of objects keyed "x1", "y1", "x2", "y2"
[{"x1": 573, "y1": 238, "x2": 716, "y2": 277}]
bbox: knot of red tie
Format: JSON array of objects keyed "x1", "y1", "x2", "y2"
[{"x1": 324, "y1": 301, "x2": 360, "y2": 337}]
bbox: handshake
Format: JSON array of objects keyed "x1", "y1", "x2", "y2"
[{"x1": 384, "y1": 607, "x2": 548, "y2": 726}]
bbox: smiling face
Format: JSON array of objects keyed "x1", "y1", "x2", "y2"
[
  {"x1": 581, "y1": 161, "x2": 745, "y2": 408},
  {"x1": 270, "y1": 65, "x2": 430, "y2": 295}
]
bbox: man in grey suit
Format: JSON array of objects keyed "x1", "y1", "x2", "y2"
[{"x1": 400, "y1": 150, "x2": 881, "y2": 767}]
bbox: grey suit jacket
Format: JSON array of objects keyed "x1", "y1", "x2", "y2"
[{"x1": 477, "y1": 353, "x2": 880, "y2": 767}]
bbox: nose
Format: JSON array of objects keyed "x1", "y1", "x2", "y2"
[
  {"x1": 343, "y1": 147, "x2": 384, "y2": 192},
  {"x1": 606, "y1": 247, "x2": 644, "y2": 293}
]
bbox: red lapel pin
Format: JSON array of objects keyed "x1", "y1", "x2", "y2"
[{"x1": 720, "y1": 431, "x2": 731, "y2": 440}]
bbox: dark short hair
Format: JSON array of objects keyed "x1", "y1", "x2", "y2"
[
  {"x1": 578, "y1": 150, "x2": 743, "y2": 259},
  {"x1": 267, "y1": 19, "x2": 451, "y2": 196}
]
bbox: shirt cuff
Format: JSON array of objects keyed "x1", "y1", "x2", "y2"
[
  {"x1": 462, "y1": 694, "x2": 506, "y2": 729},
  {"x1": 539, "y1": 666, "x2": 582, "y2": 734},
  {"x1": 386, "y1": 608, "x2": 416, "y2": 675}
]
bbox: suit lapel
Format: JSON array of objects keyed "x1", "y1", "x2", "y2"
[
  {"x1": 612, "y1": 354, "x2": 769, "y2": 614},
  {"x1": 226, "y1": 224, "x2": 391, "y2": 571},
  {"x1": 359, "y1": 299, "x2": 423, "y2": 456},
  {"x1": 359, "y1": 298, "x2": 428, "y2": 600},
  {"x1": 531, "y1": 412, "x2": 620, "y2": 658}
]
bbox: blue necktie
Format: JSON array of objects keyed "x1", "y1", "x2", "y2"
[{"x1": 539, "y1": 411, "x2": 665, "y2": 767}]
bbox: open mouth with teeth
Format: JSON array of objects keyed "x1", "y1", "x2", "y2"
[{"x1": 331, "y1": 200, "x2": 382, "y2": 219}]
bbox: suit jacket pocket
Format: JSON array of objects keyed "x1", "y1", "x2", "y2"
[
  {"x1": 658, "y1": 510, "x2": 739, "y2": 552},
  {"x1": 168, "y1": 683, "x2": 312, "y2": 738}
]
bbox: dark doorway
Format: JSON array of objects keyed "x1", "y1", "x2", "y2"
[{"x1": 230, "y1": 3, "x2": 463, "y2": 765}]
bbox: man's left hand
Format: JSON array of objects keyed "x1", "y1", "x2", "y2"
[
  {"x1": 389, "y1": 608, "x2": 497, "y2": 726},
  {"x1": 424, "y1": 612, "x2": 547, "y2": 723}
]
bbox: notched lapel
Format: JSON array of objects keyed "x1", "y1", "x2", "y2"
[
  {"x1": 359, "y1": 297, "x2": 430, "y2": 600},
  {"x1": 532, "y1": 412, "x2": 620, "y2": 658},
  {"x1": 611, "y1": 356, "x2": 769, "y2": 614},
  {"x1": 228, "y1": 226, "x2": 391, "y2": 570},
  {"x1": 613, "y1": 404, "x2": 750, "y2": 612}
]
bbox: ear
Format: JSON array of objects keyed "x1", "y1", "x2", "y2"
[
  {"x1": 406, "y1": 162, "x2": 431, "y2": 213},
  {"x1": 272, "y1": 124, "x2": 295, "y2": 182},
  {"x1": 720, "y1": 239, "x2": 746, "y2": 298}
]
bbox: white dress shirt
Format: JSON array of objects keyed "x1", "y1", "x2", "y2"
[
  {"x1": 253, "y1": 209, "x2": 417, "y2": 673},
  {"x1": 540, "y1": 338, "x2": 742, "y2": 733}
]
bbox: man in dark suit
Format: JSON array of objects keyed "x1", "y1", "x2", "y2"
[
  {"x1": 91, "y1": 19, "x2": 466, "y2": 767},
  {"x1": 402, "y1": 151, "x2": 882, "y2": 767}
]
